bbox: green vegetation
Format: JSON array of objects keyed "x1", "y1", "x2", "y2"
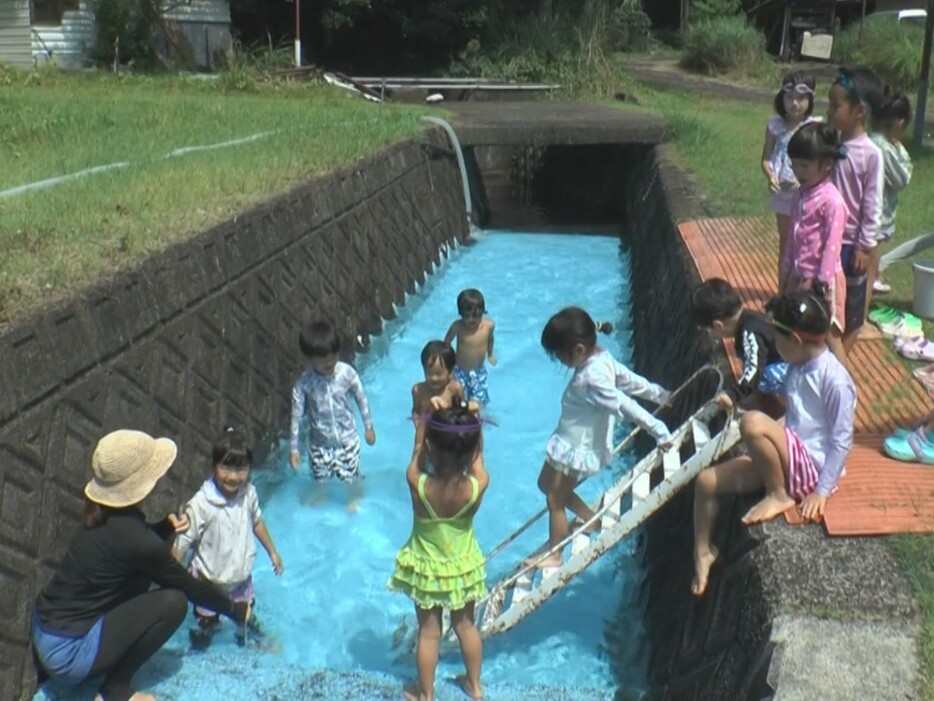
[
  {"x1": 680, "y1": 16, "x2": 776, "y2": 81},
  {"x1": 893, "y1": 535, "x2": 934, "y2": 701},
  {"x1": 834, "y1": 19, "x2": 932, "y2": 93},
  {"x1": 0, "y1": 68, "x2": 431, "y2": 317},
  {"x1": 451, "y1": 13, "x2": 635, "y2": 97}
]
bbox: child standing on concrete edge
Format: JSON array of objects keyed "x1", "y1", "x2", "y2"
[
  {"x1": 692, "y1": 290, "x2": 856, "y2": 597},
  {"x1": 444, "y1": 289, "x2": 496, "y2": 404},
  {"x1": 827, "y1": 65, "x2": 884, "y2": 353},
  {"x1": 289, "y1": 320, "x2": 376, "y2": 511},
  {"x1": 867, "y1": 90, "x2": 913, "y2": 299}
]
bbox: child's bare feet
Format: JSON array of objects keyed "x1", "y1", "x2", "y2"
[
  {"x1": 455, "y1": 674, "x2": 484, "y2": 699},
  {"x1": 691, "y1": 546, "x2": 719, "y2": 596},
  {"x1": 569, "y1": 517, "x2": 599, "y2": 536},
  {"x1": 402, "y1": 684, "x2": 428, "y2": 701},
  {"x1": 523, "y1": 552, "x2": 562, "y2": 569},
  {"x1": 741, "y1": 494, "x2": 795, "y2": 525},
  {"x1": 96, "y1": 694, "x2": 157, "y2": 701}
]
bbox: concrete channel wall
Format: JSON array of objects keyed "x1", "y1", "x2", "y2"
[
  {"x1": 0, "y1": 129, "x2": 468, "y2": 700},
  {"x1": 622, "y1": 145, "x2": 922, "y2": 701}
]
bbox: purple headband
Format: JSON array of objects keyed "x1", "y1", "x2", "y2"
[
  {"x1": 783, "y1": 82, "x2": 815, "y2": 96},
  {"x1": 417, "y1": 413, "x2": 499, "y2": 433}
]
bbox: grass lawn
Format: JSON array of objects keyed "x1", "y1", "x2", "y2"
[
  {"x1": 0, "y1": 69, "x2": 434, "y2": 319},
  {"x1": 639, "y1": 84, "x2": 934, "y2": 699}
]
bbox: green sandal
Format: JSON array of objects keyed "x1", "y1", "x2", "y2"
[{"x1": 868, "y1": 305, "x2": 900, "y2": 325}]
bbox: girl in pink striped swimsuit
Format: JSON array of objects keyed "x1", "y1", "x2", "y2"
[{"x1": 780, "y1": 122, "x2": 849, "y2": 365}]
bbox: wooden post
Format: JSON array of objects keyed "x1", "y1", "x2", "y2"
[{"x1": 913, "y1": 0, "x2": 934, "y2": 149}]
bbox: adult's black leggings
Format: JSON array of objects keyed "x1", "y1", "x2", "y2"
[{"x1": 87, "y1": 588, "x2": 187, "y2": 701}]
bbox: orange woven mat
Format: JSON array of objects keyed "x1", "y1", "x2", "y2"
[{"x1": 679, "y1": 217, "x2": 934, "y2": 535}]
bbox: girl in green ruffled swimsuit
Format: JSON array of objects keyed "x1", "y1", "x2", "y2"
[{"x1": 388, "y1": 404, "x2": 489, "y2": 701}]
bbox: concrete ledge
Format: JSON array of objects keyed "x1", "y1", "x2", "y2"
[
  {"x1": 448, "y1": 102, "x2": 666, "y2": 146},
  {"x1": 769, "y1": 616, "x2": 919, "y2": 701}
]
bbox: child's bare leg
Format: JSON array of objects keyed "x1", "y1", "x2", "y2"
[
  {"x1": 692, "y1": 455, "x2": 763, "y2": 595},
  {"x1": 739, "y1": 411, "x2": 794, "y2": 524},
  {"x1": 827, "y1": 327, "x2": 847, "y2": 366},
  {"x1": 531, "y1": 464, "x2": 576, "y2": 568},
  {"x1": 864, "y1": 245, "x2": 884, "y2": 317},
  {"x1": 537, "y1": 463, "x2": 593, "y2": 526},
  {"x1": 450, "y1": 603, "x2": 483, "y2": 700},
  {"x1": 776, "y1": 213, "x2": 791, "y2": 280},
  {"x1": 406, "y1": 606, "x2": 442, "y2": 701},
  {"x1": 345, "y1": 479, "x2": 364, "y2": 513}
]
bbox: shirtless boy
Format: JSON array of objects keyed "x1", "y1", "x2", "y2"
[{"x1": 443, "y1": 288, "x2": 496, "y2": 404}]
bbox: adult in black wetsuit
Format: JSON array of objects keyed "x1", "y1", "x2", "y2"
[{"x1": 32, "y1": 429, "x2": 251, "y2": 701}]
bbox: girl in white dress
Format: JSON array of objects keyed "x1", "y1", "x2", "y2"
[{"x1": 531, "y1": 307, "x2": 672, "y2": 568}]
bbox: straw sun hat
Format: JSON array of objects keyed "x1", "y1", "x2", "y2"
[{"x1": 84, "y1": 430, "x2": 178, "y2": 508}]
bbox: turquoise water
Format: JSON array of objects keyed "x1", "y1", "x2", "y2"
[{"x1": 38, "y1": 231, "x2": 647, "y2": 700}]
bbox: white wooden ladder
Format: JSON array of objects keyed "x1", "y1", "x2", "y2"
[{"x1": 474, "y1": 400, "x2": 740, "y2": 639}]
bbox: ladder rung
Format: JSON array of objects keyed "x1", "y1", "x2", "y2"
[
  {"x1": 692, "y1": 418, "x2": 711, "y2": 448},
  {"x1": 541, "y1": 565, "x2": 560, "y2": 581},
  {"x1": 632, "y1": 471, "x2": 651, "y2": 502},
  {"x1": 571, "y1": 532, "x2": 590, "y2": 556},
  {"x1": 662, "y1": 448, "x2": 680, "y2": 478},
  {"x1": 511, "y1": 571, "x2": 534, "y2": 605},
  {"x1": 603, "y1": 496, "x2": 621, "y2": 519}
]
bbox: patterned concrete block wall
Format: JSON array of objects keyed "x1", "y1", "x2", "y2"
[
  {"x1": 624, "y1": 145, "x2": 772, "y2": 701},
  {"x1": 0, "y1": 129, "x2": 468, "y2": 700}
]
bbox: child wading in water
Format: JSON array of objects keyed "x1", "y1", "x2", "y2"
[
  {"x1": 828, "y1": 65, "x2": 884, "y2": 352},
  {"x1": 411, "y1": 340, "x2": 467, "y2": 453},
  {"x1": 533, "y1": 308, "x2": 672, "y2": 568},
  {"x1": 762, "y1": 71, "x2": 819, "y2": 278},
  {"x1": 388, "y1": 405, "x2": 488, "y2": 701},
  {"x1": 692, "y1": 290, "x2": 856, "y2": 596},
  {"x1": 781, "y1": 122, "x2": 849, "y2": 365},
  {"x1": 444, "y1": 289, "x2": 496, "y2": 405},
  {"x1": 174, "y1": 427, "x2": 284, "y2": 649},
  {"x1": 867, "y1": 90, "x2": 913, "y2": 298},
  {"x1": 289, "y1": 321, "x2": 376, "y2": 511}
]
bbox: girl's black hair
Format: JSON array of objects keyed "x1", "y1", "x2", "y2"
[
  {"x1": 691, "y1": 278, "x2": 742, "y2": 327},
  {"x1": 83, "y1": 498, "x2": 112, "y2": 529},
  {"x1": 876, "y1": 89, "x2": 912, "y2": 127},
  {"x1": 457, "y1": 288, "x2": 486, "y2": 317},
  {"x1": 765, "y1": 288, "x2": 831, "y2": 338},
  {"x1": 425, "y1": 405, "x2": 482, "y2": 475},
  {"x1": 787, "y1": 122, "x2": 845, "y2": 163},
  {"x1": 541, "y1": 307, "x2": 613, "y2": 359},
  {"x1": 773, "y1": 70, "x2": 816, "y2": 118},
  {"x1": 833, "y1": 65, "x2": 883, "y2": 117},
  {"x1": 299, "y1": 320, "x2": 341, "y2": 358},
  {"x1": 212, "y1": 426, "x2": 253, "y2": 469},
  {"x1": 421, "y1": 340, "x2": 456, "y2": 372}
]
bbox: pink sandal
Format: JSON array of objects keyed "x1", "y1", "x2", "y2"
[{"x1": 913, "y1": 363, "x2": 934, "y2": 392}]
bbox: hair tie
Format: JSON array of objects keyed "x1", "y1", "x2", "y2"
[
  {"x1": 783, "y1": 82, "x2": 814, "y2": 96},
  {"x1": 837, "y1": 145, "x2": 848, "y2": 159},
  {"x1": 418, "y1": 413, "x2": 499, "y2": 432}
]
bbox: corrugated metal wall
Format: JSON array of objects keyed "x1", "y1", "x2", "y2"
[
  {"x1": 0, "y1": 0, "x2": 33, "y2": 68},
  {"x1": 161, "y1": 0, "x2": 232, "y2": 70},
  {"x1": 32, "y1": 0, "x2": 94, "y2": 67},
  {"x1": 25, "y1": 0, "x2": 232, "y2": 70}
]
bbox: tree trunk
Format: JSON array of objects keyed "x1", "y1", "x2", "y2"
[{"x1": 539, "y1": 0, "x2": 553, "y2": 19}]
